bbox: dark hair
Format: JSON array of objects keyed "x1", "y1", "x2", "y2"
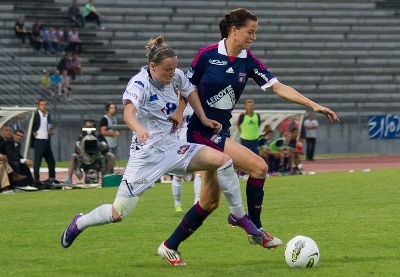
[
  {"x1": 14, "y1": 129, "x2": 24, "y2": 135},
  {"x1": 105, "y1": 101, "x2": 116, "y2": 112},
  {"x1": 37, "y1": 98, "x2": 46, "y2": 105},
  {"x1": 145, "y1": 35, "x2": 176, "y2": 63},
  {"x1": 291, "y1": 127, "x2": 299, "y2": 133},
  {"x1": 219, "y1": 8, "x2": 258, "y2": 39}
]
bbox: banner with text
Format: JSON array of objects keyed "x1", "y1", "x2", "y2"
[{"x1": 368, "y1": 114, "x2": 400, "y2": 139}]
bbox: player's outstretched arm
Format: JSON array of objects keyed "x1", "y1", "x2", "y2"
[{"x1": 271, "y1": 82, "x2": 339, "y2": 123}]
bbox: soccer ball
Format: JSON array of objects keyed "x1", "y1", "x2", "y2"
[{"x1": 284, "y1": 235, "x2": 320, "y2": 268}]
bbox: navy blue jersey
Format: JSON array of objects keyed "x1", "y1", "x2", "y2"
[{"x1": 187, "y1": 39, "x2": 279, "y2": 134}]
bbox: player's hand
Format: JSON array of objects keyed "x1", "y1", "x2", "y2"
[
  {"x1": 314, "y1": 105, "x2": 339, "y2": 123},
  {"x1": 200, "y1": 118, "x2": 222, "y2": 133},
  {"x1": 135, "y1": 127, "x2": 152, "y2": 144},
  {"x1": 168, "y1": 114, "x2": 184, "y2": 133}
]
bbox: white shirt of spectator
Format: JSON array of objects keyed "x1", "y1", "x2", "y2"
[
  {"x1": 122, "y1": 66, "x2": 194, "y2": 149},
  {"x1": 36, "y1": 110, "x2": 49, "y2": 140},
  {"x1": 304, "y1": 119, "x2": 318, "y2": 139}
]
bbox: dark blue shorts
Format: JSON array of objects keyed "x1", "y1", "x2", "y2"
[{"x1": 187, "y1": 129, "x2": 230, "y2": 153}]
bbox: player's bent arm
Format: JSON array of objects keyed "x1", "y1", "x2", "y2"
[
  {"x1": 186, "y1": 90, "x2": 208, "y2": 122},
  {"x1": 123, "y1": 102, "x2": 152, "y2": 141}
]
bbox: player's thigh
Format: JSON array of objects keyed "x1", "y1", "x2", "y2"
[
  {"x1": 224, "y1": 138, "x2": 268, "y2": 177},
  {"x1": 186, "y1": 146, "x2": 229, "y2": 173}
]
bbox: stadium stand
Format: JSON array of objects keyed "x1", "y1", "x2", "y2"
[{"x1": 0, "y1": 0, "x2": 400, "y2": 122}]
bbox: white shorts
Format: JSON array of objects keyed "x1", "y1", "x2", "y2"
[
  {"x1": 177, "y1": 125, "x2": 188, "y2": 142},
  {"x1": 117, "y1": 138, "x2": 203, "y2": 197}
]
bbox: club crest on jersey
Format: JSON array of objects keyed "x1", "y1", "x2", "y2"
[
  {"x1": 178, "y1": 145, "x2": 190, "y2": 154},
  {"x1": 211, "y1": 134, "x2": 222, "y2": 144},
  {"x1": 238, "y1": 72, "x2": 246, "y2": 84}
]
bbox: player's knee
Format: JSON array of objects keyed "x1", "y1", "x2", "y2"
[
  {"x1": 251, "y1": 159, "x2": 268, "y2": 178},
  {"x1": 199, "y1": 198, "x2": 220, "y2": 212}
]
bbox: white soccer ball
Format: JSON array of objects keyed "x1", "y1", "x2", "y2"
[{"x1": 284, "y1": 235, "x2": 320, "y2": 268}]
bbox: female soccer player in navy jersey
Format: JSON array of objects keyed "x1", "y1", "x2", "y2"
[
  {"x1": 164, "y1": 8, "x2": 339, "y2": 251},
  {"x1": 60, "y1": 36, "x2": 262, "y2": 266}
]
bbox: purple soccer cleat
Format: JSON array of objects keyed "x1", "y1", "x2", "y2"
[
  {"x1": 61, "y1": 213, "x2": 83, "y2": 248},
  {"x1": 228, "y1": 213, "x2": 262, "y2": 237}
]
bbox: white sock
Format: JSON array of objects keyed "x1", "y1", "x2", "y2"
[
  {"x1": 76, "y1": 204, "x2": 114, "y2": 231},
  {"x1": 171, "y1": 176, "x2": 182, "y2": 206},
  {"x1": 216, "y1": 159, "x2": 246, "y2": 217},
  {"x1": 193, "y1": 173, "x2": 201, "y2": 204}
]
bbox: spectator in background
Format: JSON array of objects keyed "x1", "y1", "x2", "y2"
[
  {"x1": 68, "y1": 0, "x2": 85, "y2": 28},
  {"x1": 268, "y1": 132, "x2": 292, "y2": 175},
  {"x1": 50, "y1": 69, "x2": 62, "y2": 96},
  {"x1": 30, "y1": 20, "x2": 44, "y2": 53},
  {"x1": 0, "y1": 129, "x2": 34, "y2": 188},
  {"x1": 83, "y1": 0, "x2": 105, "y2": 30},
  {"x1": 99, "y1": 102, "x2": 120, "y2": 156},
  {"x1": 40, "y1": 70, "x2": 54, "y2": 98},
  {"x1": 30, "y1": 99, "x2": 56, "y2": 183},
  {"x1": 70, "y1": 53, "x2": 84, "y2": 81},
  {"x1": 57, "y1": 54, "x2": 76, "y2": 80},
  {"x1": 258, "y1": 129, "x2": 274, "y2": 170},
  {"x1": 288, "y1": 128, "x2": 303, "y2": 175},
  {"x1": 14, "y1": 16, "x2": 31, "y2": 44},
  {"x1": 237, "y1": 99, "x2": 261, "y2": 155},
  {"x1": 304, "y1": 113, "x2": 318, "y2": 161},
  {"x1": 61, "y1": 69, "x2": 73, "y2": 101},
  {"x1": 0, "y1": 125, "x2": 13, "y2": 145},
  {"x1": 67, "y1": 28, "x2": 83, "y2": 54},
  {"x1": 54, "y1": 27, "x2": 67, "y2": 51},
  {"x1": 43, "y1": 27, "x2": 63, "y2": 54}
]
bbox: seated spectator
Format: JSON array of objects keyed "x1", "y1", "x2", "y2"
[
  {"x1": 14, "y1": 16, "x2": 31, "y2": 44},
  {"x1": 30, "y1": 20, "x2": 44, "y2": 53},
  {"x1": 0, "y1": 152, "x2": 27, "y2": 194},
  {"x1": 288, "y1": 127, "x2": 304, "y2": 175},
  {"x1": 50, "y1": 69, "x2": 62, "y2": 96},
  {"x1": 68, "y1": 0, "x2": 85, "y2": 27},
  {"x1": 43, "y1": 27, "x2": 63, "y2": 54},
  {"x1": 66, "y1": 28, "x2": 83, "y2": 54},
  {"x1": 268, "y1": 132, "x2": 292, "y2": 175},
  {"x1": 0, "y1": 125, "x2": 13, "y2": 144},
  {"x1": 83, "y1": 0, "x2": 105, "y2": 30},
  {"x1": 259, "y1": 129, "x2": 274, "y2": 166},
  {"x1": 62, "y1": 119, "x2": 115, "y2": 184},
  {"x1": 57, "y1": 54, "x2": 76, "y2": 80},
  {"x1": 61, "y1": 69, "x2": 73, "y2": 101},
  {"x1": 0, "y1": 129, "x2": 34, "y2": 188},
  {"x1": 54, "y1": 26, "x2": 67, "y2": 51},
  {"x1": 70, "y1": 53, "x2": 84, "y2": 81},
  {"x1": 40, "y1": 70, "x2": 54, "y2": 98}
]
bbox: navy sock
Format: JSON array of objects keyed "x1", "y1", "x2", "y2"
[
  {"x1": 165, "y1": 202, "x2": 210, "y2": 250},
  {"x1": 246, "y1": 177, "x2": 265, "y2": 229}
]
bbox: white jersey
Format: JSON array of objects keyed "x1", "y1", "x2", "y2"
[
  {"x1": 118, "y1": 66, "x2": 203, "y2": 197},
  {"x1": 123, "y1": 66, "x2": 195, "y2": 148}
]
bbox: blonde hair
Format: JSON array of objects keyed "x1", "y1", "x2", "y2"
[{"x1": 145, "y1": 35, "x2": 176, "y2": 63}]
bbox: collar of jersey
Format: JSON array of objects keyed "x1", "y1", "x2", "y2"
[
  {"x1": 218, "y1": 39, "x2": 247, "y2": 58},
  {"x1": 144, "y1": 66, "x2": 167, "y2": 90}
]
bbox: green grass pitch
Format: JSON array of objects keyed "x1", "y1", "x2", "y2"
[{"x1": 1, "y1": 168, "x2": 399, "y2": 277}]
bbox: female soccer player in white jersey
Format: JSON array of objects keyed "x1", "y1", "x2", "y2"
[
  {"x1": 60, "y1": 36, "x2": 262, "y2": 266},
  {"x1": 165, "y1": 8, "x2": 339, "y2": 251},
  {"x1": 170, "y1": 104, "x2": 202, "y2": 212}
]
